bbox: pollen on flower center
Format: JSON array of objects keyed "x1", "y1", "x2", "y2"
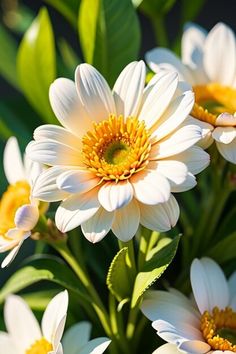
[
  {"x1": 25, "y1": 338, "x2": 53, "y2": 354},
  {"x1": 192, "y1": 83, "x2": 236, "y2": 126},
  {"x1": 0, "y1": 180, "x2": 31, "y2": 236},
  {"x1": 200, "y1": 306, "x2": 236, "y2": 351},
  {"x1": 82, "y1": 114, "x2": 151, "y2": 181}
]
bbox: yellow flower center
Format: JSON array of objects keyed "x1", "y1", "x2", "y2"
[
  {"x1": 200, "y1": 306, "x2": 236, "y2": 352},
  {"x1": 25, "y1": 338, "x2": 53, "y2": 354},
  {"x1": 0, "y1": 180, "x2": 31, "y2": 236},
  {"x1": 82, "y1": 114, "x2": 151, "y2": 181},
  {"x1": 192, "y1": 83, "x2": 236, "y2": 126}
]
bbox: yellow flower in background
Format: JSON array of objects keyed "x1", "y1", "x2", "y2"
[
  {"x1": 26, "y1": 61, "x2": 209, "y2": 242},
  {"x1": 146, "y1": 22, "x2": 236, "y2": 163},
  {"x1": 0, "y1": 137, "x2": 42, "y2": 268}
]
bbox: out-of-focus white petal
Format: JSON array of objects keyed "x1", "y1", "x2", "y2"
[
  {"x1": 216, "y1": 139, "x2": 236, "y2": 163},
  {"x1": 98, "y1": 181, "x2": 133, "y2": 212},
  {"x1": 82, "y1": 208, "x2": 114, "y2": 243},
  {"x1": 3, "y1": 137, "x2": 26, "y2": 184},
  {"x1": 79, "y1": 338, "x2": 111, "y2": 354},
  {"x1": 152, "y1": 343, "x2": 182, "y2": 354},
  {"x1": 179, "y1": 340, "x2": 211, "y2": 354},
  {"x1": 0, "y1": 332, "x2": 16, "y2": 354},
  {"x1": 212, "y1": 127, "x2": 236, "y2": 144},
  {"x1": 14, "y1": 204, "x2": 39, "y2": 231},
  {"x1": 112, "y1": 199, "x2": 140, "y2": 241},
  {"x1": 62, "y1": 322, "x2": 92, "y2": 354},
  {"x1": 57, "y1": 169, "x2": 100, "y2": 194},
  {"x1": 113, "y1": 61, "x2": 146, "y2": 117}
]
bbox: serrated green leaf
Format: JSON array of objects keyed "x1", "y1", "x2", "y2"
[
  {"x1": 0, "y1": 256, "x2": 86, "y2": 303},
  {"x1": 78, "y1": 0, "x2": 141, "y2": 85},
  {"x1": 17, "y1": 8, "x2": 57, "y2": 124},
  {"x1": 207, "y1": 232, "x2": 236, "y2": 264},
  {"x1": 44, "y1": 0, "x2": 80, "y2": 28},
  {"x1": 131, "y1": 235, "x2": 180, "y2": 307},
  {"x1": 107, "y1": 247, "x2": 134, "y2": 301}
]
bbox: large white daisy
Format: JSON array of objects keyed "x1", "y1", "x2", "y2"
[
  {"x1": 0, "y1": 137, "x2": 43, "y2": 268},
  {"x1": 62, "y1": 322, "x2": 111, "y2": 354},
  {"x1": 141, "y1": 257, "x2": 236, "y2": 354},
  {"x1": 0, "y1": 290, "x2": 68, "y2": 354},
  {"x1": 146, "y1": 22, "x2": 236, "y2": 163},
  {"x1": 26, "y1": 61, "x2": 209, "y2": 243}
]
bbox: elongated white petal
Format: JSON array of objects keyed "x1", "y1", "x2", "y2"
[
  {"x1": 14, "y1": 204, "x2": 39, "y2": 231},
  {"x1": 216, "y1": 139, "x2": 236, "y2": 164},
  {"x1": 131, "y1": 169, "x2": 170, "y2": 205},
  {"x1": 75, "y1": 64, "x2": 116, "y2": 122},
  {"x1": 42, "y1": 290, "x2": 68, "y2": 348},
  {"x1": 62, "y1": 322, "x2": 92, "y2": 353},
  {"x1": 212, "y1": 127, "x2": 236, "y2": 144},
  {"x1": 3, "y1": 137, "x2": 26, "y2": 184},
  {"x1": 190, "y1": 258, "x2": 229, "y2": 314},
  {"x1": 113, "y1": 61, "x2": 146, "y2": 117},
  {"x1": 179, "y1": 340, "x2": 211, "y2": 354},
  {"x1": 151, "y1": 91, "x2": 194, "y2": 141},
  {"x1": 82, "y1": 208, "x2": 114, "y2": 243},
  {"x1": 98, "y1": 181, "x2": 133, "y2": 212},
  {"x1": 57, "y1": 170, "x2": 100, "y2": 194},
  {"x1": 32, "y1": 166, "x2": 69, "y2": 202},
  {"x1": 55, "y1": 188, "x2": 100, "y2": 233},
  {"x1": 155, "y1": 161, "x2": 188, "y2": 187},
  {"x1": 1, "y1": 238, "x2": 28, "y2": 268},
  {"x1": 152, "y1": 343, "x2": 182, "y2": 354},
  {"x1": 204, "y1": 22, "x2": 236, "y2": 85},
  {"x1": 4, "y1": 295, "x2": 41, "y2": 352},
  {"x1": 79, "y1": 338, "x2": 111, "y2": 354},
  {"x1": 24, "y1": 156, "x2": 43, "y2": 187},
  {"x1": 112, "y1": 199, "x2": 140, "y2": 241},
  {"x1": 139, "y1": 71, "x2": 179, "y2": 129},
  {"x1": 139, "y1": 195, "x2": 179, "y2": 232},
  {"x1": 170, "y1": 172, "x2": 196, "y2": 193},
  {"x1": 0, "y1": 332, "x2": 16, "y2": 354}
]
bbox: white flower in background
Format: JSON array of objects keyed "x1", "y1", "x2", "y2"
[
  {"x1": 141, "y1": 257, "x2": 236, "y2": 354},
  {"x1": 62, "y1": 322, "x2": 111, "y2": 354},
  {"x1": 146, "y1": 22, "x2": 236, "y2": 163},
  {"x1": 0, "y1": 137, "x2": 43, "y2": 268},
  {"x1": 0, "y1": 290, "x2": 68, "y2": 354},
  {"x1": 27, "y1": 61, "x2": 209, "y2": 243}
]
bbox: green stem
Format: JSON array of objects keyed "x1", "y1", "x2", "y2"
[
  {"x1": 118, "y1": 239, "x2": 137, "y2": 277},
  {"x1": 137, "y1": 227, "x2": 151, "y2": 270},
  {"x1": 151, "y1": 15, "x2": 169, "y2": 47},
  {"x1": 132, "y1": 316, "x2": 148, "y2": 352},
  {"x1": 126, "y1": 306, "x2": 140, "y2": 340}
]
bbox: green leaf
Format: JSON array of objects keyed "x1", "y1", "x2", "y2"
[
  {"x1": 0, "y1": 24, "x2": 18, "y2": 89},
  {"x1": 21, "y1": 289, "x2": 59, "y2": 310},
  {"x1": 131, "y1": 235, "x2": 180, "y2": 307},
  {"x1": 140, "y1": 0, "x2": 176, "y2": 16},
  {"x1": 0, "y1": 256, "x2": 86, "y2": 303},
  {"x1": 207, "y1": 232, "x2": 236, "y2": 264},
  {"x1": 78, "y1": 0, "x2": 141, "y2": 85},
  {"x1": 44, "y1": 0, "x2": 80, "y2": 28},
  {"x1": 17, "y1": 8, "x2": 57, "y2": 124},
  {"x1": 58, "y1": 38, "x2": 81, "y2": 74},
  {"x1": 107, "y1": 247, "x2": 134, "y2": 302}
]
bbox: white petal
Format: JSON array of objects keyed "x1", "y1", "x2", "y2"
[
  {"x1": 204, "y1": 22, "x2": 236, "y2": 85},
  {"x1": 151, "y1": 90, "x2": 194, "y2": 141},
  {"x1": 152, "y1": 343, "x2": 182, "y2": 354},
  {"x1": 139, "y1": 194, "x2": 179, "y2": 232},
  {"x1": 24, "y1": 156, "x2": 44, "y2": 187},
  {"x1": 150, "y1": 124, "x2": 202, "y2": 159},
  {"x1": 212, "y1": 127, "x2": 236, "y2": 144},
  {"x1": 98, "y1": 181, "x2": 133, "y2": 212},
  {"x1": 62, "y1": 322, "x2": 92, "y2": 353},
  {"x1": 32, "y1": 166, "x2": 69, "y2": 202},
  {"x1": 0, "y1": 332, "x2": 16, "y2": 354},
  {"x1": 190, "y1": 258, "x2": 229, "y2": 314},
  {"x1": 216, "y1": 139, "x2": 236, "y2": 164},
  {"x1": 215, "y1": 112, "x2": 236, "y2": 126},
  {"x1": 3, "y1": 137, "x2": 26, "y2": 184},
  {"x1": 14, "y1": 204, "x2": 39, "y2": 231},
  {"x1": 42, "y1": 290, "x2": 68, "y2": 348},
  {"x1": 131, "y1": 169, "x2": 170, "y2": 205},
  {"x1": 57, "y1": 169, "x2": 100, "y2": 194},
  {"x1": 145, "y1": 48, "x2": 194, "y2": 84},
  {"x1": 82, "y1": 208, "x2": 114, "y2": 243},
  {"x1": 155, "y1": 161, "x2": 188, "y2": 187},
  {"x1": 79, "y1": 338, "x2": 111, "y2": 354},
  {"x1": 55, "y1": 188, "x2": 100, "y2": 233},
  {"x1": 187, "y1": 117, "x2": 214, "y2": 149},
  {"x1": 26, "y1": 140, "x2": 82, "y2": 166},
  {"x1": 112, "y1": 199, "x2": 140, "y2": 241},
  {"x1": 170, "y1": 172, "x2": 196, "y2": 193},
  {"x1": 1, "y1": 238, "x2": 28, "y2": 268},
  {"x1": 113, "y1": 61, "x2": 146, "y2": 117},
  {"x1": 75, "y1": 63, "x2": 116, "y2": 121},
  {"x1": 4, "y1": 295, "x2": 41, "y2": 352},
  {"x1": 139, "y1": 71, "x2": 179, "y2": 129},
  {"x1": 228, "y1": 271, "x2": 236, "y2": 298},
  {"x1": 179, "y1": 340, "x2": 211, "y2": 354}
]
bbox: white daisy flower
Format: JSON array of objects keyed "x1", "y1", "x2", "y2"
[
  {"x1": 62, "y1": 322, "x2": 111, "y2": 354},
  {"x1": 146, "y1": 22, "x2": 236, "y2": 163},
  {"x1": 141, "y1": 257, "x2": 236, "y2": 354},
  {"x1": 0, "y1": 290, "x2": 68, "y2": 354},
  {"x1": 26, "y1": 61, "x2": 209, "y2": 242},
  {"x1": 0, "y1": 137, "x2": 43, "y2": 268}
]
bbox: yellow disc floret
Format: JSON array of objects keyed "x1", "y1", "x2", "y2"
[
  {"x1": 25, "y1": 338, "x2": 53, "y2": 354},
  {"x1": 201, "y1": 306, "x2": 236, "y2": 351},
  {"x1": 0, "y1": 181, "x2": 31, "y2": 235},
  {"x1": 82, "y1": 114, "x2": 151, "y2": 181}
]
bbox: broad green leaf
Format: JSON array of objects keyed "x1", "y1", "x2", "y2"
[
  {"x1": 44, "y1": 0, "x2": 80, "y2": 28},
  {"x1": 17, "y1": 8, "x2": 57, "y2": 124},
  {"x1": 0, "y1": 24, "x2": 18, "y2": 89},
  {"x1": 78, "y1": 0, "x2": 141, "y2": 85},
  {"x1": 207, "y1": 232, "x2": 236, "y2": 264},
  {"x1": 0, "y1": 256, "x2": 86, "y2": 303},
  {"x1": 140, "y1": 0, "x2": 176, "y2": 16},
  {"x1": 131, "y1": 235, "x2": 180, "y2": 307},
  {"x1": 107, "y1": 247, "x2": 134, "y2": 302}
]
